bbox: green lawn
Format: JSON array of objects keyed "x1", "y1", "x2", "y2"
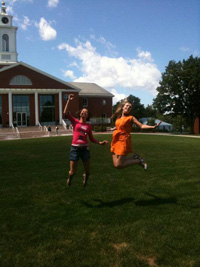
[{"x1": 0, "y1": 134, "x2": 200, "y2": 267}]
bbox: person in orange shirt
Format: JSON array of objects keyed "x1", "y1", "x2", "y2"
[{"x1": 111, "y1": 100, "x2": 161, "y2": 170}]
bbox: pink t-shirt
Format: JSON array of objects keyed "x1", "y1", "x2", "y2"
[{"x1": 66, "y1": 114, "x2": 98, "y2": 146}]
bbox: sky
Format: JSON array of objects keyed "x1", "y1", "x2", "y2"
[{"x1": 4, "y1": 0, "x2": 200, "y2": 106}]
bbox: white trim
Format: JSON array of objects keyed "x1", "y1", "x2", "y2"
[
  {"x1": 8, "y1": 91, "x2": 12, "y2": 126},
  {"x1": 35, "y1": 92, "x2": 38, "y2": 125},
  {"x1": 59, "y1": 91, "x2": 62, "y2": 124}
]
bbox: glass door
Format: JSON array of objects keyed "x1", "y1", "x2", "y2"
[{"x1": 17, "y1": 112, "x2": 27, "y2": 126}]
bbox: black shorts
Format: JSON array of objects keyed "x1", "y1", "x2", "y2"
[{"x1": 70, "y1": 146, "x2": 90, "y2": 161}]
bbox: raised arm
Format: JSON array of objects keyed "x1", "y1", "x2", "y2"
[
  {"x1": 88, "y1": 126, "x2": 108, "y2": 146},
  {"x1": 63, "y1": 94, "x2": 74, "y2": 115},
  {"x1": 133, "y1": 117, "x2": 162, "y2": 129}
]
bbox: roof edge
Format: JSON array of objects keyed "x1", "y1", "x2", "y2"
[{"x1": 0, "y1": 61, "x2": 81, "y2": 92}]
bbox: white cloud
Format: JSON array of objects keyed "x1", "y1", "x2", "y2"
[
  {"x1": 6, "y1": 1, "x2": 32, "y2": 30},
  {"x1": 35, "y1": 18, "x2": 57, "y2": 41},
  {"x1": 47, "y1": 0, "x2": 59, "y2": 8},
  {"x1": 62, "y1": 70, "x2": 76, "y2": 80},
  {"x1": 111, "y1": 89, "x2": 127, "y2": 104},
  {"x1": 180, "y1": 46, "x2": 190, "y2": 52},
  {"x1": 20, "y1": 15, "x2": 31, "y2": 30},
  {"x1": 13, "y1": 14, "x2": 31, "y2": 30},
  {"x1": 137, "y1": 47, "x2": 154, "y2": 62},
  {"x1": 58, "y1": 39, "x2": 161, "y2": 99},
  {"x1": 6, "y1": 5, "x2": 14, "y2": 14},
  {"x1": 90, "y1": 35, "x2": 117, "y2": 56},
  {"x1": 7, "y1": 0, "x2": 33, "y2": 4},
  {"x1": 25, "y1": 35, "x2": 34, "y2": 41},
  {"x1": 180, "y1": 47, "x2": 200, "y2": 57},
  {"x1": 68, "y1": 61, "x2": 79, "y2": 68}
]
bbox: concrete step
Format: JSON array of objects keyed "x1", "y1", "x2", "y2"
[{"x1": 0, "y1": 125, "x2": 73, "y2": 140}]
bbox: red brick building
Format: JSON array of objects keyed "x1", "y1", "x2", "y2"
[
  {"x1": 194, "y1": 118, "x2": 200, "y2": 134},
  {"x1": 0, "y1": 2, "x2": 113, "y2": 128}
]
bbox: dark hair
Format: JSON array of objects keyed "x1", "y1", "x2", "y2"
[{"x1": 75, "y1": 108, "x2": 91, "y2": 121}]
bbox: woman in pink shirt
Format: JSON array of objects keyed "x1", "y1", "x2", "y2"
[{"x1": 63, "y1": 94, "x2": 108, "y2": 187}]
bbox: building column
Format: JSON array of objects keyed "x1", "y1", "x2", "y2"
[
  {"x1": 8, "y1": 91, "x2": 13, "y2": 127},
  {"x1": 59, "y1": 91, "x2": 62, "y2": 124},
  {"x1": 35, "y1": 92, "x2": 39, "y2": 125}
]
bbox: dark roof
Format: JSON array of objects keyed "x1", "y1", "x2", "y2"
[{"x1": 69, "y1": 82, "x2": 114, "y2": 97}]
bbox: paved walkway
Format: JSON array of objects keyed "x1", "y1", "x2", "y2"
[
  {"x1": 132, "y1": 132, "x2": 200, "y2": 139},
  {"x1": 0, "y1": 127, "x2": 199, "y2": 141}
]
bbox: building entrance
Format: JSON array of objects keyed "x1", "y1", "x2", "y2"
[
  {"x1": 16, "y1": 112, "x2": 27, "y2": 127},
  {"x1": 13, "y1": 95, "x2": 30, "y2": 127}
]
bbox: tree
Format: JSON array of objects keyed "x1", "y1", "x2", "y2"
[
  {"x1": 144, "y1": 105, "x2": 158, "y2": 118},
  {"x1": 153, "y1": 56, "x2": 200, "y2": 133}
]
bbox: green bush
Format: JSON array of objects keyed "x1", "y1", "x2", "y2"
[{"x1": 93, "y1": 125, "x2": 107, "y2": 132}]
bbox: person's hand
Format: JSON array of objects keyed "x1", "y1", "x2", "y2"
[
  {"x1": 63, "y1": 94, "x2": 74, "y2": 114},
  {"x1": 99, "y1": 140, "x2": 108, "y2": 146},
  {"x1": 110, "y1": 127, "x2": 116, "y2": 131},
  {"x1": 68, "y1": 94, "x2": 74, "y2": 101},
  {"x1": 154, "y1": 121, "x2": 162, "y2": 128}
]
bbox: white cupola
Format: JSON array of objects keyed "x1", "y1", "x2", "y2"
[{"x1": 0, "y1": 1, "x2": 18, "y2": 64}]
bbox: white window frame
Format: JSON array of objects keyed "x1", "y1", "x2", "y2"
[
  {"x1": 82, "y1": 98, "x2": 88, "y2": 107},
  {"x1": 9, "y1": 75, "x2": 32, "y2": 85}
]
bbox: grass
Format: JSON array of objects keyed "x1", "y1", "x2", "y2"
[{"x1": 0, "y1": 134, "x2": 200, "y2": 267}]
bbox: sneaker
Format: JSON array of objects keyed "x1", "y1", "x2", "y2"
[
  {"x1": 139, "y1": 158, "x2": 147, "y2": 170},
  {"x1": 83, "y1": 174, "x2": 89, "y2": 187}
]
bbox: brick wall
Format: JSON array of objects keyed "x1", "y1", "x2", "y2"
[
  {"x1": 62, "y1": 92, "x2": 79, "y2": 119},
  {"x1": 194, "y1": 117, "x2": 199, "y2": 134},
  {"x1": 1, "y1": 94, "x2": 9, "y2": 127},
  {"x1": 79, "y1": 97, "x2": 112, "y2": 118}
]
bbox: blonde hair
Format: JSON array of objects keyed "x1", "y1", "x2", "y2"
[{"x1": 111, "y1": 99, "x2": 132, "y2": 119}]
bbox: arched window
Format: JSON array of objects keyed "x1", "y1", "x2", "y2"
[
  {"x1": 9, "y1": 75, "x2": 32, "y2": 85},
  {"x1": 2, "y1": 34, "x2": 9, "y2": 52}
]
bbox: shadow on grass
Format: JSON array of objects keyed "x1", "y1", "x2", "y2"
[
  {"x1": 82, "y1": 197, "x2": 135, "y2": 208},
  {"x1": 134, "y1": 193, "x2": 177, "y2": 206},
  {"x1": 82, "y1": 193, "x2": 178, "y2": 209}
]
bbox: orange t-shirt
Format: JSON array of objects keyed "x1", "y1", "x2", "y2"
[{"x1": 110, "y1": 115, "x2": 133, "y2": 156}]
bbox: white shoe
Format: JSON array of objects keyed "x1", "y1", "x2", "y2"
[{"x1": 139, "y1": 158, "x2": 147, "y2": 170}]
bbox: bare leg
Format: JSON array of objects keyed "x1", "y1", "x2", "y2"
[
  {"x1": 82, "y1": 160, "x2": 90, "y2": 187},
  {"x1": 67, "y1": 160, "x2": 79, "y2": 187},
  {"x1": 112, "y1": 154, "x2": 140, "y2": 169}
]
